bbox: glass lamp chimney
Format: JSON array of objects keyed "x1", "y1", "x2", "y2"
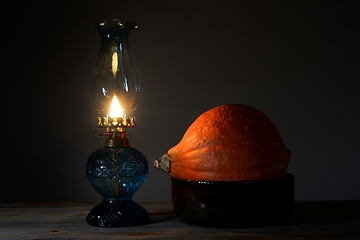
[{"x1": 91, "y1": 19, "x2": 140, "y2": 128}]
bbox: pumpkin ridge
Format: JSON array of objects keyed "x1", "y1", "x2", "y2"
[
  {"x1": 169, "y1": 140, "x2": 289, "y2": 158},
  {"x1": 170, "y1": 142, "x2": 289, "y2": 173}
]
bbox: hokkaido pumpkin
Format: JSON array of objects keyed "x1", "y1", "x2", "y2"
[{"x1": 153, "y1": 104, "x2": 291, "y2": 181}]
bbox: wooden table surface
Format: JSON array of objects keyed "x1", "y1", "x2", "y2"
[{"x1": 0, "y1": 201, "x2": 359, "y2": 239}]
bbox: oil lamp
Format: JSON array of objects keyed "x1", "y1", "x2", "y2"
[{"x1": 85, "y1": 19, "x2": 149, "y2": 227}]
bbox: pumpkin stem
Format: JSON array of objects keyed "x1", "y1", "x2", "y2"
[{"x1": 153, "y1": 153, "x2": 171, "y2": 173}]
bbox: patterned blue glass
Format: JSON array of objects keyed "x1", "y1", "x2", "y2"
[{"x1": 86, "y1": 146, "x2": 148, "y2": 201}]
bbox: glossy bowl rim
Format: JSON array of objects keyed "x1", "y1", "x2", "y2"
[{"x1": 171, "y1": 173, "x2": 294, "y2": 185}]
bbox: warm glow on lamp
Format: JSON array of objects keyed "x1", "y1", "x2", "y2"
[
  {"x1": 109, "y1": 95, "x2": 123, "y2": 119},
  {"x1": 111, "y1": 52, "x2": 118, "y2": 78}
]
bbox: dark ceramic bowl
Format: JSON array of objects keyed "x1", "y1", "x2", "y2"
[{"x1": 172, "y1": 173, "x2": 295, "y2": 228}]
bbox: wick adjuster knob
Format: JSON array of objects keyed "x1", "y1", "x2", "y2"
[{"x1": 93, "y1": 129, "x2": 111, "y2": 140}]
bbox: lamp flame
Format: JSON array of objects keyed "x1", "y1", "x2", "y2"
[{"x1": 109, "y1": 95, "x2": 123, "y2": 119}]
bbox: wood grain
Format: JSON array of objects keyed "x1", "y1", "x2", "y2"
[{"x1": 0, "y1": 201, "x2": 359, "y2": 239}]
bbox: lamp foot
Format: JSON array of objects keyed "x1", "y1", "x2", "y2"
[{"x1": 86, "y1": 199, "x2": 149, "y2": 227}]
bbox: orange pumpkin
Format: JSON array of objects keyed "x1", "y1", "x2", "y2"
[{"x1": 153, "y1": 104, "x2": 291, "y2": 181}]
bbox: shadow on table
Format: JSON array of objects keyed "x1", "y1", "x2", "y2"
[
  {"x1": 148, "y1": 210, "x2": 177, "y2": 224},
  {"x1": 144, "y1": 203, "x2": 177, "y2": 224},
  {"x1": 289, "y1": 200, "x2": 360, "y2": 225}
]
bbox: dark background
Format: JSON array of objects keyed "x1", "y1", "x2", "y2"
[{"x1": 2, "y1": 1, "x2": 359, "y2": 203}]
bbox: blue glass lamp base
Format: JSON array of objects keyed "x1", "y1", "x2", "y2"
[
  {"x1": 86, "y1": 199, "x2": 149, "y2": 227},
  {"x1": 86, "y1": 144, "x2": 149, "y2": 227}
]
